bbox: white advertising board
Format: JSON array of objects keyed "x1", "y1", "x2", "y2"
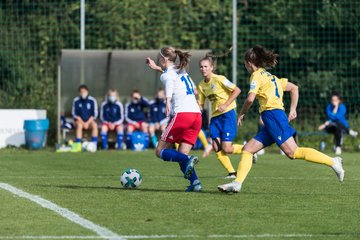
[{"x1": 0, "y1": 109, "x2": 47, "y2": 148}]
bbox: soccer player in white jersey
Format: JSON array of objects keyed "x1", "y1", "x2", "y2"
[{"x1": 146, "y1": 46, "x2": 202, "y2": 192}]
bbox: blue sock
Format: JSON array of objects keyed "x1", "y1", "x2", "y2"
[
  {"x1": 75, "y1": 138, "x2": 81, "y2": 143},
  {"x1": 117, "y1": 133, "x2": 124, "y2": 149},
  {"x1": 91, "y1": 136, "x2": 98, "y2": 143},
  {"x1": 144, "y1": 132, "x2": 150, "y2": 148},
  {"x1": 159, "y1": 149, "x2": 189, "y2": 164},
  {"x1": 151, "y1": 135, "x2": 158, "y2": 147},
  {"x1": 179, "y1": 161, "x2": 199, "y2": 185},
  {"x1": 126, "y1": 133, "x2": 132, "y2": 148},
  {"x1": 101, "y1": 132, "x2": 108, "y2": 149}
]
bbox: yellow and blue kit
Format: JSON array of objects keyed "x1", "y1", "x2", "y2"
[
  {"x1": 249, "y1": 68, "x2": 296, "y2": 146},
  {"x1": 198, "y1": 74, "x2": 237, "y2": 141}
]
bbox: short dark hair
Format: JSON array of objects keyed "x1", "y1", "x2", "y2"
[
  {"x1": 331, "y1": 91, "x2": 342, "y2": 101},
  {"x1": 78, "y1": 84, "x2": 88, "y2": 92}
]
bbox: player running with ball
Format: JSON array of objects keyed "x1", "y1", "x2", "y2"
[
  {"x1": 146, "y1": 46, "x2": 203, "y2": 192},
  {"x1": 218, "y1": 45, "x2": 345, "y2": 193}
]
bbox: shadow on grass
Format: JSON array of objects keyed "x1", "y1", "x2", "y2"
[{"x1": 36, "y1": 184, "x2": 224, "y2": 195}]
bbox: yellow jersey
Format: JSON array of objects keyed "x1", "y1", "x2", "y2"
[
  {"x1": 198, "y1": 74, "x2": 237, "y2": 117},
  {"x1": 248, "y1": 68, "x2": 288, "y2": 113}
]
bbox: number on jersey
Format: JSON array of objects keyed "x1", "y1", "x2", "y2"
[
  {"x1": 271, "y1": 77, "x2": 280, "y2": 98},
  {"x1": 180, "y1": 75, "x2": 195, "y2": 95}
]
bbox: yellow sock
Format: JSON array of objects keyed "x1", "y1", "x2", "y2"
[
  {"x1": 216, "y1": 151, "x2": 235, "y2": 173},
  {"x1": 232, "y1": 144, "x2": 243, "y2": 154},
  {"x1": 175, "y1": 143, "x2": 179, "y2": 150},
  {"x1": 198, "y1": 130, "x2": 209, "y2": 147},
  {"x1": 235, "y1": 151, "x2": 253, "y2": 183},
  {"x1": 293, "y1": 147, "x2": 333, "y2": 167}
]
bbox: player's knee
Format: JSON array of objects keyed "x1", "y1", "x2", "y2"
[
  {"x1": 155, "y1": 147, "x2": 162, "y2": 158},
  {"x1": 127, "y1": 126, "x2": 134, "y2": 133},
  {"x1": 101, "y1": 125, "x2": 108, "y2": 132},
  {"x1": 91, "y1": 121, "x2": 98, "y2": 128},
  {"x1": 284, "y1": 149, "x2": 295, "y2": 159},
  {"x1": 222, "y1": 145, "x2": 233, "y2": 154}
]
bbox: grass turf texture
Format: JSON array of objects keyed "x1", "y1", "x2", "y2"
[{"x1": 0, "y1": 149, "x2": 359, "y2": 239}]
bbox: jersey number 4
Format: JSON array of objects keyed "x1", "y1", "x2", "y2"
[
  {"x1": 180, "y1": 75, "x2": 195, "y2": 95},
  {"x1": 271, "y1": 77, "x2": 280, "y2": 98}
]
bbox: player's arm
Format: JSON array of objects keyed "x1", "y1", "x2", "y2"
[
  {"x1": 197, "y1": 86, "x2": 205, "y2": 111},
  {"x1": 219, "y1": 86, "x2": 241, "y2": 112},
  {"x1": 237, "y1": 93, "x2": 256, "y2": 126},
  {"x1": 146, "y1": 57, "x2": 163, "y2": 73},
  {"x1": 284, "y1": 81, "x2": 299, "y2": 121},
  {"x1": 163, "y1": 75, "x2": 174, "y2": 117},
  {"x1": 218, "y1": 78, "x2": 241, "y2": 112}
]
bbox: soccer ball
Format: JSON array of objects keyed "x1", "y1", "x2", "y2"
[
  {"x1": 120, "y1": 169, "x2": 142, "y2": 188},
  {"x1": 82, "y1": 141, "x2": 97, "y2": 152}
]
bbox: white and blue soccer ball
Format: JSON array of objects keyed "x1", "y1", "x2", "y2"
[{"x1": 120, "y1": 169, "x2": 142, "y2": 188}]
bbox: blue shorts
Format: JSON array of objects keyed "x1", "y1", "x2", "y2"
[
  {"x1": 210, "y1": 109, "x2": 237, "y2": 142},
  {"x1": 254, "y1": 109, "x2": 296, "y2": 147}
]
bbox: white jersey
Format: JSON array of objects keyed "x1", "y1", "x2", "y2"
[{"x1": 160, "y1": 65, "x2": 200, "y2": 115}]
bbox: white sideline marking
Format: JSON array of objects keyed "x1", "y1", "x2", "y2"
[
  {"x1": 0, "y1": 233, "x2": 356, "y2": 239},
  {"x1": 0, "y1": 183, "x2": 124, "y2": 240}
]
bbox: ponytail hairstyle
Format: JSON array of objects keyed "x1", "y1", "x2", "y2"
[
  {"x1": 244, "y1": 45, "x2": 278, "y2": 69},
  {"x1": 159, "y1": 46, "x2": 191, "y2": 71},
  {"x1": 200, "y1": 47, "x2": 233, "y2": 71}
]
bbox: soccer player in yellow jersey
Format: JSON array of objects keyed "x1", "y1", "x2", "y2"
[
  {"x1": 218, "y1": 45, "x2": 345, "y2": 193},
  {"x1": 198, "y1": 53, "x2": 244, "y2": 179}
]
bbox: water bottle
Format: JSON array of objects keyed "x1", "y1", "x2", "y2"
[{"x1": 320, "y1": 141, "x2": 326, "y2": 152}]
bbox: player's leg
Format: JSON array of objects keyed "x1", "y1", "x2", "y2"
[
  {"x1": 116, "y1": 124, "x2": 124, "y2": 150},
  {"x1": 213, "y1": 138, "x2": 236, "y2": 178},
  {"x1": 156, "y1": 114, "x2": 193, "y2": 165},
  {"x1": 100, "y1": 124, "x2": 109, "y2": 149},
  {"x1": 218, "y1": 138, "x2": 264, "y2": 193},
  {"x1": 198, "y1": 129, "x2": 212, "y2": 158},
  {"x1": 178, "y1": 142, "x2": 201, "y2": 192},
  {"x1": 89, "y1": 121, "x2": 98, "y2": 143},
  {"x1": 126, "y1": 124, "x2": 135, "y2": 148},
  {"x1": 141, "y1": 122, "x2": 150, "y2": 149},
  {"x1": 221, "y1": 142, "x2": 243, "y2": 154},
  {"x1": 149, "y1": 123, "x2": 159, "y2": 148},
  {"x1": 325, "y1": 125, "x2": 340, "y2": 153},
  {"x1": 218, "y1": 127, "x2": 271, "y2": 193},
  {"x1": 75, "y1": 121, "x2": 84, "y2": 142},
  {"x1": 210, "y1": 115, "x2": 236, "y2": 175},
  {"x1": 280, "y1": 137, "x2": 344, "y2": 182}
]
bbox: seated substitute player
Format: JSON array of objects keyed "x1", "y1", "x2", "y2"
[
  {"x1": 218, "y1": 45, "x2": 345, "y2": 193},
  {"x1": 72, "y1": 84, "x2": 98, "y2": 143},
  {"x1": 100, "y1": 89, "x2": 125, "y2": 150},
  {"x1": 146, "y1": 46, "x2": 202, "y2": 192},
  {"x1": 198, "y1": 51, "x2": 243, "y2": 179},
  {"x1": 148, "y1": 88, "x2": 168, "y2": 148},
  {"x1": 124, "y1": 90, "x2": 150, "y2": 148},
  {"x1": 318, "y1": 92, "x2": 358, "y2": 155}
]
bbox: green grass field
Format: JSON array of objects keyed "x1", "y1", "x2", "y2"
[{"x1": 0, "y1": 149, "x2": 359, "y2": 240}]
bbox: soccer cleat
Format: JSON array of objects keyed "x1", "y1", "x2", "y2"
[
  {"x1": 202, "y1": 144, "x2": 213, "y2": 158},
  {"x1": 217, "y1": 181, "x2": 242, "y2": 193},
  {"x1": 184, "y1": 155, "x2": 199, "y2": 179},
  {"x1": 224, "y1": 172, "x2": 237, "y2": 179},
  {"x1": 185, "y1": 182, "x2": 202, "y2": 192},
  {"x1": 335, "y1": 146, "x2": 342, "y2": 155},
  {"x1": 332, "y1": 157, "x2": 345, "y2": 182},
  {"x1": 349, "y1": 129, "x2": 358, "y2": 137}
]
